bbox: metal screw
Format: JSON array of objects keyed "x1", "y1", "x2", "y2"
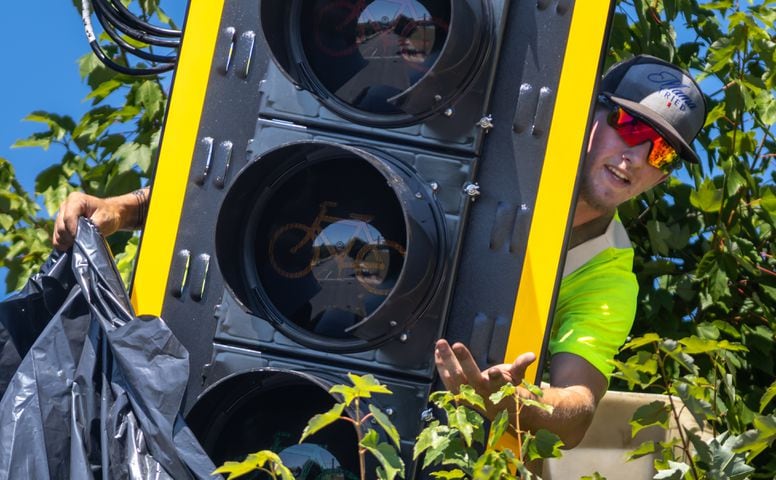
[
  {"x1": 443, "y1": 108, "x2": 454, "y2": 117},
  {"x1": 430, "y1": 181, "x2": 439, "y2": 192},
  {"x1": 385, "y1": 408, "x2": 394, "y2": 416},
  {"x1": 463, "y1": 182, "x2": 481, "y2": 201},
  {"x1": 477, "y1": 114, "x2": 494, "y2": 132},
  {"x1": 420, "y1": 408, "x2": 435, "y2": 423},
  {"x1": 434, "y1": 94, "x2": 442, "y2": 102},
  {"x1": 399, "y1": 333, "x2": 409, "y2": 342},
  {"x1": 415, "y1": 192, "x2": 423, "y2": 199},
  {"x1": 389, "y1": 320, "x2": 398, "y2": 327},
  {"x1": 520, "y1": 203, "x2": 528, "y2": 211}
]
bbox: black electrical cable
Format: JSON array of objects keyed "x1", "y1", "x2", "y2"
[
  {"x1": 94, "y1": 7, "x2": 177, "y2": 64},
  {"x1": 107, "y1": 0, "x2": 181, "y2": 38},
  {"x1": 92, "y1": 0, "x2": 180, "y2": 48},
  {"x1": 80, "y1": 0, "x2": 179, "y2": 76},
  {"x1": 88, "y1": 40, "x2": 175, "y2": 76}
]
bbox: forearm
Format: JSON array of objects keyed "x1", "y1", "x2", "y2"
[{"x1": 513, "y1": 384, "x2": 597, "y2": 449}]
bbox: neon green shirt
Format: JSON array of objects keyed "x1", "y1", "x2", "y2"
[{"x1": 549, "y1": 226, "x2": 638, "y2": 378}]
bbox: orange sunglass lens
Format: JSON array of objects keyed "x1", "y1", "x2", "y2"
[{"x1": 608, "y1": 107, "x2": 680, "y2": 172}]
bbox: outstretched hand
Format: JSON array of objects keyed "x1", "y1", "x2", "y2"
[
  {"x1": 53, "y1": 192, "x2": 124, "y2": 251},
  {"x1": 434, "y1": 339, "x2": 536, "y2": 418}
]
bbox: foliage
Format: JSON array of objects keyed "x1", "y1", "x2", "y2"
[
  {"x1": 606, "y1": 0, "x2": 776, "y2": 477},
  {"x1": 611, "y1": 334, "x2": 774, "y2": 479},
  {"x1": 217, "y1": 373, "x2": 404, "y2": 480},
  {"x1": 415, "y1": 382, "x2": 562, "y2": 479},
  {"x1": 302, "y1": 373, "x2": 405, "y2": 480},
  {"x1": 217, "y1": 375, "x2": 562, "y2": 480}
]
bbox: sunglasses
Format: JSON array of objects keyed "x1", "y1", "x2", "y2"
[{"x1": 599, "y1": 97, "x2": 681, "y2": 174}]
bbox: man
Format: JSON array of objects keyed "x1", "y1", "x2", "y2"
[
  {"x1": 52, "y1": 55, "x2": 707, "y2": 449},
  {"x1": 435, "y1": 55, "x2": 707, "y2": 448}
]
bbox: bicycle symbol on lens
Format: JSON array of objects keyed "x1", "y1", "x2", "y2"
[{"x1": 268, "y1": 201, "x2": 405, "y2": 296}]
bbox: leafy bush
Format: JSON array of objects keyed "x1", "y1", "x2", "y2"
[{"x1": 212, "y1": 374, "x2": 562, "y2": 480}]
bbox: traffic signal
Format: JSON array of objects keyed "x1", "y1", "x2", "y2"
[{"x1": 131, "y1": 0, "x2": 615, "y2": 476}]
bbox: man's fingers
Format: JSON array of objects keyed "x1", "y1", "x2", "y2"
[
  {"x1": 435, "y1": 339, "x2": 465, "y2": 392},
  {"x1": 451, "y1": 342, "x2": 487, "y2": 387},
  {"x1": 485, "y1": 366, "x2": 510, "y2": 384},
  {"x1": 53, "y1": 201, "x2": 76, "y2": 251},
  {"x1": 509, "y1": 352, "x2": 537, "y2": 382}
]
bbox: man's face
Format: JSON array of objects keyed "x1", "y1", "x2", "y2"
[{"x1": 578, "y1": 106, "x2": 668, "y2": 216}]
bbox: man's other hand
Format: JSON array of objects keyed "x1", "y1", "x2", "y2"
[{"x1": 434, "y1": 339, "x2": 536, "y2": 419}]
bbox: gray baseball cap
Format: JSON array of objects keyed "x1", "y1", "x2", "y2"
[{"x1": 599, "y1": 55, "x2": 707, "y2": 164}]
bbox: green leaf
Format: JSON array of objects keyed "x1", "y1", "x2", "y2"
[
  {"x1": 580, "y1": 474, "x2": 607, "y2": 480},
  {"x1": 0, "y1": 214, "x2": 13, "y2": 230},
  {"x1": 12, "y1": 132, "x2": 53, "y2": 150},
  {"x1": 690, "y1": 179, "x2": 723, "y2": 212},
  {"x1": 22, "y1": 111, "x2": 76, "y2": 138},
  {"x1": 113, "y1": 142, "x2": 152, "y2": 174},
  {"x1": 299, "y1": 403, "x2": 345, "y2": 443},
  {"x1": 705, "y1": 432, "x2": 756, "y2": 479},
  {"x1": 489, "y1": 383, "x2": 516, "y2": 406},
  {"x1": 136, "y1": 80, "x2": 164, "y2": 119},
  {"x1": 86, "y1": 79, "x2": 123, "y2": 104},
  {"x1": 760, "y1": 188, "x2": 776, "y2": 215},
  {"x1": 414, "y1": 423, "x2": 452, "y2": 469},
  {"x1": 361, "y1": 430, "x2": 405, "y2": 480},
  {"x1": 369, "y1": 404, "x2": 401, "y2": 450},
  {"x1": 487, "y1": 410, "x2": 510, "y2": 449},
  {"x1": 626, "y1": 440, "x2": 657, "y2": 461},
  {"x1": 630, "y1": 401, "x2": 670, "y2": 436},
  {"x1": 521, "y1": 380, "x2": 543, "y2": 398},
  {"x1": 429, "y1": 469, "x2": 466, "y2": 479},
  {"x1": 700, "y1": 0, "x2": 733, "y2": 10},
  {"x1": 674, "y1": 382, "x2": 713, "y2": 428},
  {"x1": 520, "y1": 398, "x2": 554, "y2": 414},
  {"x1": 329, "y1": 384, "x2": 357, "y2": 406},
  {"x1": 759, "y1": 381, "x2": 776, "y2": 413},
  {"x1": 523, "y1": 429, "x2": 563, "y2": 461},
  {"x1": 687, "y1": 429, "x2": 713, "y2": 465},
  {"x1": 429, "y1": 391, "x2": 456, "y2": 410},
  {"x1": 621, "y1": 333, "x2": 661, "y2": 350},
  {"x1": 755, "y1": 89, "x2": 776, "y2": 125},
  {"x1": 456, "y1": 384, "x2": 486, "y2": 412},
  {"x1": 447, "y1": 406, "x2": 482, "y2": 447},
  {"x1": 347, "y1": 373, "x2": 392, "y2": 398},
  {"x1": 647, "y1": 220, "x2": 672, "y2": 255},
  {"x1": 212, "y1": 450, "x2": 294, "y2": 480},
  {"x1": 679, "y1": 336, "x2": 720, "y2": 354},
  {"x1": 732, "y1": 415, "x2": 776, "y2": 461},
  {"x1": 654, "y1": 461, "x2": 690, "y2": 479}
]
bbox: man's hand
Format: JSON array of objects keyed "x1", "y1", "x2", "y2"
[
  {"x1": 434, "y1": 339, "x2": 536, "y2": 419},
  {"x1": 53, "y1": 189, "x2": 148, "y2": 251}
]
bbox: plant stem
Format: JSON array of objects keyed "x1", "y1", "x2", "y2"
[
  {"x1": 355, "y1": 398, "x2": 366, "y2": 480},
  {"x1": 514, "y1": 399, "x2": 523, "y2": 463},
  {"x1": 655, "y1": 343, "x2": 700, "y2": 479}
]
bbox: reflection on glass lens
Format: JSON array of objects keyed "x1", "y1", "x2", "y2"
[
  {"x1": 300, "y1": 0, "x2": 450, "y2": 114},
  {"x1": 254, "y1": 158, "x2": 406, "y2": 340}
]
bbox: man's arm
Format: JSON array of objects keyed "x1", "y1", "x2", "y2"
[
  {"x1": 53, "y1": 187, "x2": 150, "y2": 251},
  {"x1": 435, "y1": 340, "x2": 607, "y2": 449}
]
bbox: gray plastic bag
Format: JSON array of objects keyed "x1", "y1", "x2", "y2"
[{"x1": 0, "y1": 218, "x2": 218, "y2": 480}]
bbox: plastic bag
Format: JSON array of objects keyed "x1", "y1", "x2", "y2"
[{"x1": 0, "y1": 219, "x2": 217, "y2": 479}]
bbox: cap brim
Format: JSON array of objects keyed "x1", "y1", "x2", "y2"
[{"x1": 605, "y1": 94, "x2": 700, "y2": 164}]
